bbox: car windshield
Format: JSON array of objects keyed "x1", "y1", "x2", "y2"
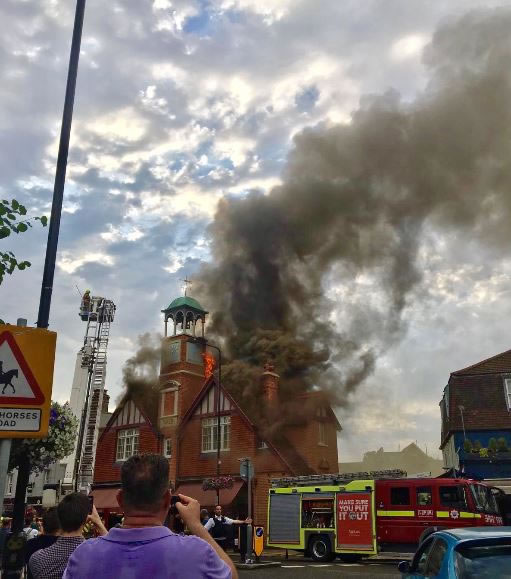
[
  {"x1": 455, "y1": 540, "x2": 511, "y2": 579},
  {"x1": 470, "y1": 484, "x2": 499, "y2": 514}
]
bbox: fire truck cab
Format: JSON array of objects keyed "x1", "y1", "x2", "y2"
[
  {"x1": 376, "y1": 477, "x2": 503, "y2": 549},
  {"x1": 267, "y1": 471, "x2": 503, "y2": 562}
]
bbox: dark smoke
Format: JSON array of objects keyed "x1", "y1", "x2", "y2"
[
  {"x1": 118, "y1": 333, "x2": 161, "y2": 420},
  {"x1": 196, "y1": 8, "x2": 511, "y2": 415}
]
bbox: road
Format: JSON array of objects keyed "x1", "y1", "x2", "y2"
[{"x1": 238, "y1": 561, "x2": 401, "y2": 578}]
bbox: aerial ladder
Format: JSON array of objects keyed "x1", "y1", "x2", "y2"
[{"x1": 71, "y1": 292, "x2": 116, "y2": 492}]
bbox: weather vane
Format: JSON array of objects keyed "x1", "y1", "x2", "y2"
[{"x1": 181, "y1": 276, "x2": 192, "y2": 296}]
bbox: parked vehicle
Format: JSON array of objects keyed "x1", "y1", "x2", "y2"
[
  {"x1": 398, "y1": 527, "x2": 511, "y2": 578},
  {"x1": 267, "y1": 472, "x2": 504, "y2": 562}
]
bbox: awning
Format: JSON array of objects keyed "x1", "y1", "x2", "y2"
[
  {"x1": 90, "y1": 488, "x2": 121, "y2": 510},
  {"x1": 175, "y1": 480, "x2": 244, "y2": 507}
]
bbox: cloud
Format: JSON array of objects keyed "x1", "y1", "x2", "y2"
[{"x1": 2, "y1": 0, "x2": 511, "y2": 462}]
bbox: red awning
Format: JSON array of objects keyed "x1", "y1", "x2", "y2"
[
  {"x1": 175, "y1": 480, "x2": 244, "y2": 507},
  {"x1": 90, "y1": 488, "x2": 121, "y2": 510}
]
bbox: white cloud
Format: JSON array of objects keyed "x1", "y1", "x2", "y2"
[
  {"x1": 390, "y1": 33, "x2": 429, "y2": 61},
  {"x1": 57, "y1": 252, "x2": 115, "y2": 274}
]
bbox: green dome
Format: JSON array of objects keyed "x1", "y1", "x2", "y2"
[{"x1": 162, "y1": 296, "x2": 207, "y2": 312}]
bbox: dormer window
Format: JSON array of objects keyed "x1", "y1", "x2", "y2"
[{"x1": 504, "y1": 378, "x2": 511, "y2": 411}]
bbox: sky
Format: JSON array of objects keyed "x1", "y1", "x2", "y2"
[{"x1": 1, "y1": 0, "x2": 511, "y2": 462}]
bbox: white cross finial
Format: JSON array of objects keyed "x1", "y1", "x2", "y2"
[{"x1": 181, "y1": 276, "x2": 192, "y2": 296}]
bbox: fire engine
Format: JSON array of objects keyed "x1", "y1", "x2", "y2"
[{"x1": 266, "y1": 470, "x2": 503, "y2": 562}]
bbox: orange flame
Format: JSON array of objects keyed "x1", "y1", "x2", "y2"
[{"x1": 202, "y1": 351, "x2": 216, "y2": 379}]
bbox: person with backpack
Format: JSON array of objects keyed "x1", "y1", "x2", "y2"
[{"x1": 204, "y1": 506, "x2": 251, "y2": 551}]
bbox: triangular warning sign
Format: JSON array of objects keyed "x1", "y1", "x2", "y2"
[{"x1": 0, "y1": 332, "x2": 45, "y2": 405}]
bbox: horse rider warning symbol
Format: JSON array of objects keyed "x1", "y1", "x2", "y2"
[
  {"x1": 0, "y1": 332, "x2": 45, "y2": 404},
  {"x1": 0, "y1": 327, "x2": 55, "y2": 439}
]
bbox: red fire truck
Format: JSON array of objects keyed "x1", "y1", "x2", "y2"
[{"x1": 267, "y1": 471, "x2": 503, "y2": 562}]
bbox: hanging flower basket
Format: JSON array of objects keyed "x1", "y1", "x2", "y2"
[{"x1": 202, "y1": 476, "x2": 234, "y2": 491}]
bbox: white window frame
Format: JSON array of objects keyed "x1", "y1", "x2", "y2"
[
  {"x1": 161, "y1": 385, "x2": 179, "y2": 418},
  {"x1": 164, "y1": 438, "x2": 172, "y2": 458},
  {"x1": 318, "y1": 421, "x2": 328, "y2": 446},
  {"x1": 505, "y1": 378, "x2": 511, "y2": 411},
  {"x1": 116, "y1": 428, "x2": 140, "y2": 461},
  {"x1": 201, "y1": 416, "x2": 231, "y2": 453},
  {"x1": 6, "y1": 473, "x2": 13, "y2": 495}
]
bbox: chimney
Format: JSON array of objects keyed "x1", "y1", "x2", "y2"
[{"x1": 261, "y1": 362, "x2": 279, "y2": 404}]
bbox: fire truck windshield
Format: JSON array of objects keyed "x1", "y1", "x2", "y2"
[{"x1": 470, "y1": 484, "x2": 499, "y2": 514}]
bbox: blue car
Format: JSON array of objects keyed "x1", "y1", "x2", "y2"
[{"x1": 398, "y1": 527, "x2": 511, "y2": 578}]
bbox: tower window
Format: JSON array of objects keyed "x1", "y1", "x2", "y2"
[
  {"x1": 164, "y1": 438, "x2": 172, "y2": 458},
  {"x1": 116, "y1": 428, "x2": 140, "y2": 461},
  {"x1": 161, "y1": 388, "x2": 179, "y2": 417},
  {"x1": 318, "y1": 422, "x2": 328, "y2": 446},
  {"x1": 201, "y1": 416, "x2": 230, "y2": 452}
]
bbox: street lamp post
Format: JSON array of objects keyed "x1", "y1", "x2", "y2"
[{"x1": 189, "y1": 337, "x2": 222, "y2": 506}]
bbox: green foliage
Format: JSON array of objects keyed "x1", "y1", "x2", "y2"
[
  {"x1": 497, "y1": 437, "x2": 509, "y2": 452},
  {"x1": 473, "y1": 439, "x2": 482, "y2": 452},
  {"x1": 479, "y1": 448, "x2": 488, "y2": 458},
  {"x1": 463, "y1": 438, "x2": 473, "y2": 453},
  {"x1": 0, "y1": 198, "x2": 48, "y2": 286},
  {"x1": 488, "y1": 437, "x2": 497, "y2": 453},
  {"x1": 9, "y1": 402, "x2": 78, "y2": 474}
]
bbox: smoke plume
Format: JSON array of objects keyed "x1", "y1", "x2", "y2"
[
  {"x1": 118, "y1": 333, "x2": 162, "y2": 419},
  {"x1": 196, "y1": 8, "x2": 511, "y2": 413}
]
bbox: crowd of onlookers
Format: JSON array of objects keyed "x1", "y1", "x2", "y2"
[{"x1": 0, "y1": 454, "x2": 242, "y2": 578}]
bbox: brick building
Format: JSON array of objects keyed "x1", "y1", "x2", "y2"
[
  {"x1": 440, "y1": 348, "x2": 511, "y2": 479},
  {"x1": 91, "y1": 295, "x2": 340, "y2": 529}
]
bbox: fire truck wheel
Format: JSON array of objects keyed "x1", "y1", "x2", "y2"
[
  {"x1": 309, "y1": 535, "x2": 335, "y2": 562},
  {"x1": 419, "y1": 526, "x2": 444, "y2": 544}
]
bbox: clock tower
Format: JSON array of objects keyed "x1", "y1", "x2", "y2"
[{"x1": 159, "y1": 295, "x2": 209, "y2": 483}]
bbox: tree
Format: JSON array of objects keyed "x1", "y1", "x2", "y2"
[
  {"x1": 497, "y1": 437, "x2": 509, "y2": 453},
  {"x1": 473, "y1": 440, "x2": 482, "y2": 453},
  {"x1": 9, "y1": 401, "x2": 78, "y2": 532},
  {"x1": 488, "y1": 437, "x2": 497, "y2": 453},
  {"x1": 0, "y1": 198, "x2": 47, "y2": 286}
]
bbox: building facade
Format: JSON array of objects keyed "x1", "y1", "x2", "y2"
[
  {"x1": 440, "y1": 349, "x2": 511, "y2": 479},
  {"x1": 91, "y1": 295, "x2": 340, "y2": 530}
]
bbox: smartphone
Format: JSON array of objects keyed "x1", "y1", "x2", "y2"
[
  {"x1": 88, "y1": 495, "x2": 94, "y2": 515},
  {"x1": 169, "y1": 495, "x2": 180, "y2": 515}
]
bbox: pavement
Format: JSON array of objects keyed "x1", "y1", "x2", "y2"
[{"x1": 237, "y1": 561, "x2": 401, "y2": 578}]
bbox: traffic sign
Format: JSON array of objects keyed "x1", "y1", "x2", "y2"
[
  {"x1": 240, "y1": 459, "x2": 254, "y2": 481},
  {"x1": 0, "y1": 326, "x2": 56, "y2": 438}
]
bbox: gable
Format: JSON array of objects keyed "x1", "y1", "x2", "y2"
[
  {"x1": 111, "y1": 398, "x2": 146, "y2": 427},
  {"x1": 194, "y1": 384, "x2": 233, "y2": 416}
]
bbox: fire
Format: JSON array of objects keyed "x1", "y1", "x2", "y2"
[{"x1": 202, "y1": 351, "x2": 216, "y2": 379}]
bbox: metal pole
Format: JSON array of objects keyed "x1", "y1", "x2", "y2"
[
  {"x1": 0, "y1": 440, "x2": 12, "y2": 516},
  {"x1": 216, "y1": 347, "x2": 221, "y2": 506},
  {"x1": 37, "y1": 0, "x2": 86, "y2": 329},
  {"x1": 246, "y1": 459, "x2": 253, "y2": 563}
]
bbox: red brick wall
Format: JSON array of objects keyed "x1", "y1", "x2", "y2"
[
  {"x1": 285, "y1": 420, "x2": 339, "y2": 472},
  {"x1": 93, "y1": 423, "x2": 160, "y2": 484}
]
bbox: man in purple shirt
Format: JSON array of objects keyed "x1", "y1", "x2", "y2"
[{"x1": 63, "y1": 454, "x2": 236, "y2": 579}]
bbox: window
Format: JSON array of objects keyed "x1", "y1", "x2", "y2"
[
  {"x1": 164, "y1": 438, "x2": 172, "y2": 458},
  {"x1": 116, "y1": 428, "x2": 139, "y2": 461},
  {"x1": 161, "y1": 388, "x2": 178, "y2": 417},
  {"x1": 201, "y1": 416, "x2": 230, "y2": 452},
  {"x1": 505, "y1": 378, "x2": 511, "y2": 410},
  {"x1": 417, "y1": 486, "x2": 433, "y2": 506},
  {"x1": 257, "y1": 439, "x2": 268, "y2": 449},
  {"x1": 318, "y1": 422, "x2": 328, "y2": 446},
  {"x1": 412, "y1": 538, "x2": 435, "y2": 574},
  {"x1": 425, "y1": 539, "x2": 448, "y2": 576},
  {"x1": 439, "y1": 485, "x2": 467, "y2": 509},
  {"x1": 390, "y1": 487, "x2": 410, "y2": 506},
  {"x1": 6, "y1": 474, "x2": 13, "y2": 495}
]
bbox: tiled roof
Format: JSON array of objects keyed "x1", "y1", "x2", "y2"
[{"x1": 453, "y1": 348, "x2": 511, "y2": 376}]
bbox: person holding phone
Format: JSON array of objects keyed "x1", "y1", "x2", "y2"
[{"x1": 63, "y1": 454, "x2": 237, "y2": 579}]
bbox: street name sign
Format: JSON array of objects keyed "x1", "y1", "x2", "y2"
[{"x1": 0, "y1": 325, "x2": 56, "y2": 438}]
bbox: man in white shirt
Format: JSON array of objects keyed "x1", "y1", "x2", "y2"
[{"x1": 205, "y1": 506, "x2": 251, "y2": 550}]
